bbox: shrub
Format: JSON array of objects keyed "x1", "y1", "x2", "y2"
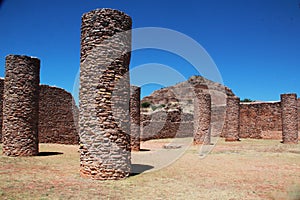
[{"x1": 141, "y1": 102, "x2": 151, "y2": 108}]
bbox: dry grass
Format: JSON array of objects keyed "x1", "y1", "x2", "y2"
[{"x1": 0, "y1": 139, "x2": 300, "y2": 200}]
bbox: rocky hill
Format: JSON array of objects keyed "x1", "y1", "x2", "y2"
[{"x1": 141, "y1": 75, "x2": 236, "y2": 113}]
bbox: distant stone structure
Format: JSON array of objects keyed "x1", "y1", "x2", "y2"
[
  {"x1": 39, "y1": 85, "x2": 79, "y2": 144},
  {"x1": 130, "y1": 86, "x2": 141, "y2": 151},
  {"x1": 141, "y1": 110, "x2": 193, "y2": 140},
  {"x1": 79, "y1": 8, "x2": 132, "y2": 180},
  {"x1": 224, "y1": 97, "x2": 240, "y2": 142},
  {"x1": 2, "y1": 55, "x2": 40, "y2": 156},
  {"x1": 240, "y1": 102, "x2": 282, "y2": 139},
  {"x1": 281, "y1": 94, "x2": 298, "y2": 144},
  {"x1": 193, "y1": 93, "x2": 211, "y2": 145}
]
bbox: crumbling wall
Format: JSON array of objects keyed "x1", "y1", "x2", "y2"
[
  {"x1": 79, "y1": 8, "x2": 132, "y2": 180},
  {"x1": 240, "y1": 102, "x2": 282, "y2": 139},
  {"x1": 39, "y1": 85, "x2": 79, "y2": 144},
  {"x1": 2, "y1": 55, "x2": 40, "y2": 156},
  {"x1": 281, "y1": 94, "x2": 298, "y2": 144}
]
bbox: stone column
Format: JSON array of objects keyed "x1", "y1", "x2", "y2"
[
  {"x1": 281, "y1": 94, "x2": 298, "y2": 144},
  {"x1": 0, "y1": 78, "x2": 4, "y2": 143},
  {"x1": 79, "y1": 9, "x2": 132, "y2": 180},
  {"x1": 224, "y1": 97, "x2": 240, "y2": 142},
  {"x1": 194, "y1": 93, "x2": 211, "y2": 145},
  {"x1": 130, "y1": 85, "x2": 141, "y2": 151},
  {"x1": 2, "y1": 55, "x2": 40, "y2": 156}
]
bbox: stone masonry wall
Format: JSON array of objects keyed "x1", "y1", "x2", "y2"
[
  {"x1": 194, "y1": 93, "x2": 211, "y2": 145},
  {"x1": 0, "y1": 78, "x2": 79, "y2": 145},
  {"x1": 224, "y1": 97, "x2": 240, "y2": 141},
  {"x1": 79, "y1": 9, "x2": 132, "y2": 180},
  {"x1": 2, "y1": 55, "x2": 40, "y2": 156},
  {"x1": 39, "y1": 85, "x2": 79, "y2": 144},
  {"x1": 141, "y1": 110, "x2": 193, "y2": 141},
  {"x1": 240, "y1": 102, "x2": 282, "y2": 139},
  {"x1": 0, "y1": 78, "x2": 3, "y2": 142},
  {"x1": 130, "y1": 86, "x2": 141, "y2": 151},
  {"x1": 281, "y1": 94, "x2": 298, "y2": 144}
]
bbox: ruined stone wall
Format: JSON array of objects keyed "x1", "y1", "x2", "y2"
[
  {"x1": 194, "y1": 93, "x2": 211, "y2": 144},
  {"x1": 141, "y1": 110, "x2": 193, "y2": 141},
  {"x1": 39, "y1": 85, "x2": 79, "y2": 144},
  {"x1": 130, "y1": 86, "x2": 141, "y2": 151},
  {"x1": 240, "y1": 102, "x2": 282, "y2": 139},
  {"x1": 2, "y1": 55, "x2": 40, "y2": 156},
  {"x1": 281, "y1": 94, "x2": 298, "y2": 144},
  {"x1": 223, "y1": 97, "x2": 240, "y2": 141},
  {"x1": 79, "y1": 9, "x2": 132, "y2": 180}
]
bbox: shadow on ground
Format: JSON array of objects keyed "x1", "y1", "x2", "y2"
[
  {"x1": 139, "y1": 148, "x2": 151, "y2": 152},
  {"x1": 130, "y1": 164, "x2": 154, "y2": 176},
  {"x1": 38, "y1": 152, "x2": 63, "y2": 156}
]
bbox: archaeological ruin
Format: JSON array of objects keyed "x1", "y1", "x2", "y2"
[
  {"x1": 281, "y1": 93, "x2": 298, "y2": 144},
  {"x1": 224, "y1": 97, "x2": 241, "y2": 142},
  {"x1": 0, "y1": 8, "x2": 299, "y2": 182},
  {"x1": 2, "y1": 55, "x2": 40, "y2": 156},
  {"x1": 0, "y1": 79, "x2": 78, "y2": 145},
  {"x1": 79, "y1": 8, "x2": 132, "y2": 180},
  {"x1": 194, "y1": 93, "x2": 211, "y2": 145},
  {"x1": 130, "y1": 85, "x2": 141, "y2": 151}
]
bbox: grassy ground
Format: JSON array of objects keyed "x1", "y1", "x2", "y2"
[{"x1": 0, "y1": 139, "x2": 299, "y2": 200}]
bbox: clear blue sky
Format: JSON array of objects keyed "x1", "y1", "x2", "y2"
[{"x1": 0, "y1": 0, "x2": 299, "y2": 101}]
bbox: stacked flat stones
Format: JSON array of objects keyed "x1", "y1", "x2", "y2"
[
  {"x1": 0, "y1": 78, "x2": 3, "y2": 142},
  {"x1": 224, "y1": 97, "x2": 240, "y2": 141},
  {"x1": 39, "y1": 85, "x2": 79, "y2": 145},
  {"x1": 194, "y1": 93, "x2": 211, "y2": 145},
  {"x1": 2, "y1": 55, "x2": 40, "y2": 156},
  {"x1": 130, "y1": 85, "x2": 141, "y2": 151},
  {"x1": 79, "y1": 8, "x2": 132, "y2": 180},
  {"x1": 281, "y1": 94, "x2": 298, "y2": 144}
]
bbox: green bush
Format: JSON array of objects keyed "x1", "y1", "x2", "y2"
[
  {"x1": 241, "y1": 98, "x2": 255, "y2": 102},
  {"x1": 141, "y1": 102, "x2": 151, "y2": 108}
]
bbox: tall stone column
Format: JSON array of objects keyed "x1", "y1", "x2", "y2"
[
  {"x1": 224, "y1": 97, "x2": 240, "y2": 142},
  {"x1": 2, "y1": 55, "x2": 40, "y2": 156},
  {"x1": 194, "y1": 93, "x2": 211, "y2": 145},
  {"x1": 79, "y1": 9, "x2": 132, "y2": 180},
  {"x1": 130, "y1": 85, "x2": 141, "y2": 151},
  {"x1": 281, "y1": 94, "x2": 298, "y2": 144},
  {"x1": 0, "y1": 78, "x2": 4, "y2": 143}
]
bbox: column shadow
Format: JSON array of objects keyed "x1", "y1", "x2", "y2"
[
  {"x1": 38, "y1": 152, "x2": 63, "y2": 156},
  {"x1": 130, "y1": 164, "x2": 154, "y2": 176}
]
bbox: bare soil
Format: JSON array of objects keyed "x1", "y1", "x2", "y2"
[{"x1": 0, "y1": 139, "x2": 299, "y2": 200}]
